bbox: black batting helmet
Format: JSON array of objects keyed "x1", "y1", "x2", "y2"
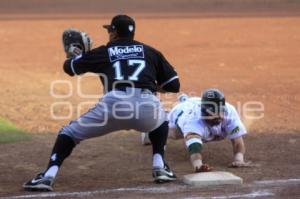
[{"x1": 201, "y1": 88, "x2": 226, "y2": 126}]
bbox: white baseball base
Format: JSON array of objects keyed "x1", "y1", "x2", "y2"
[{"x1": 183, "y1": 171, "x2": 243, "y2": 187}]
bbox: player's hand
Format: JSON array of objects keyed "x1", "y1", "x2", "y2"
[
  {"x1": 229, "y1": 161, "x2": 253, "y2": 168},
  {"x1": 195, "y1": 164, "x2": 213, "y2": 173},
  {"x1": 67, "y1": 44, "x2": 83, "y2": 58}
]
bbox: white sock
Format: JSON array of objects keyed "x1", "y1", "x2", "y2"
[
  {"x1": 44, "y1": 165, "x2": 59, "y2": 178},
  {"x1": 152, "y1": 153, "x2": 164, "y2": 168}
]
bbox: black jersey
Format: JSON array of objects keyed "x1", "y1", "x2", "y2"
[{"x1": 63, "y1": 39, "x2": 178, "y2": 92}]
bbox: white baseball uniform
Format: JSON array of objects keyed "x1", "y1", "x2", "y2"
[{"x1": 168, "y1": 97, "x2": 246, "y2": 143}]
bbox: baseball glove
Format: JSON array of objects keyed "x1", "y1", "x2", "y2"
[
  {"x1": 62, "y1": 28, "x2": 92, "y2": 58},
  {"x1": 195, "y1": 164, "x2": 213, "y2": 173}
]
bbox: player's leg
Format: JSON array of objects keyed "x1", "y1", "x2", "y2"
[
  {"x1": 149, "y1": 121, "x2": 176, "y2": 182},
  {"x1": 132, "y1": 92, "x2": 176, "y2": 183},
  {"x1": 141, "y1": 132, "x2": 151, "y2": 145},
  {"x1": 105, "y1": 88, "x2": 176, "y2": 182},
  {"x1": 22, "y1": 133, "x2": 76, "y2": 191},
  {"x1": 23, "y1": 99, "x2": 121, "y2": 191},
  {"x1": 142, "y1": 127, "x2": 182, "y2": 145},
  {"x1": 149, "y1": 121, "x2": 168, "y2": 167}
]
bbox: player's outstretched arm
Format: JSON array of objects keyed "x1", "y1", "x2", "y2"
[
  {"x1": 185, "y1": 133, "x2": 212, "y2": 172},
  {"x1": 230, "y1": 136, "x2": 251, "y2": 167}
]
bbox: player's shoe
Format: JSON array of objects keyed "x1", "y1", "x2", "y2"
[
  {"x1": 141, "y1": 132, "x2": 151, "y2": 145},
  {"x1": 23, "y1": 173, "x2": 54, "y2": 191},
  {"x1": 152, "y1": 164, "x2": 177, "y2": 183}
]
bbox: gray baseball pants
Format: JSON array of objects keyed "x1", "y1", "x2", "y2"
[{"x1": 60, "y1": 88, "x2": 166, "y2": 143}]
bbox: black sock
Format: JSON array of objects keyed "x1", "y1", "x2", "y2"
[
  {"x1": 46, "y1": 134, "x2": 76, "y2": 171},
  {"x1": 149, "y1": 121, "x2": 168, "y2": 158}
]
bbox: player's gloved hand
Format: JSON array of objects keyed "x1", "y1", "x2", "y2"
[
  {"x1": 62, "y1": 28, "x2": 92, "y2": 58},
  {"x1": 67, "y1": 43, "x2": 83, "y2": 58},
  {"x1": 195, "y1": 164, "x2": 213, "y2": 173}
]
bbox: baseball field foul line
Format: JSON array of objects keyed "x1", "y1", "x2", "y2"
[
  {"x1": 0, "y1": 186, "x2": 180, "y2": 199},
  {"x1": 2, "y1": 178, "x2": 300, "y2": 199},
  {"x1": 0, "y1": 189, "x2": 275, "y2": 199},
  {"x1": 254, "y1": 178, "x2": 300, "y2": 185},
  {"x1": 183, "y1": 190, "x2": 274, "y2": 199}
]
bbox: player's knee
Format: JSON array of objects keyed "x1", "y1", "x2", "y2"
[
  {"x1": 59, "y1": 126, "x2": 81, "y2": 145},
  {"x1": 185, "y1": 134, "x2": 203, "y2": 155}
]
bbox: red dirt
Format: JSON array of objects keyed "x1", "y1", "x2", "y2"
[{"x1": 0, "y1": 1, "x2": 299, "y2": 198}]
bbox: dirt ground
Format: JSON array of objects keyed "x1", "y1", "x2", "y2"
[{"x1": 0, "y1": 1, "x2": 300, "y2": 198}]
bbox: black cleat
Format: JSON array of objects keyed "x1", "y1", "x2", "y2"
[
  {"x1": 23, "y1": 173, "x2": 54, "y2": 191},
  {"x1": 152, "y1": 164, "x2": 177, "y2": 183}
]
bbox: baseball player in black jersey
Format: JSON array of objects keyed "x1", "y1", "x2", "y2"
[{"x1": 23, "y1": 15, "x2": 180, "y2": 191}]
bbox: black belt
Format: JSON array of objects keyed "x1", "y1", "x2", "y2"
[{"x1": 115, "y1": 87, "x2": 154, "y2": 94}]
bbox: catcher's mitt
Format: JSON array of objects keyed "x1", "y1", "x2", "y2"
[
  {"x1": 195, "y1": 164, "x2": 213, "y2": 173},
  {"x1": 62, "y1": 28, "x2": 92, "y2": 58}
]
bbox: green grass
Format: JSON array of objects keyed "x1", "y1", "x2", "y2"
[{"x1": 0, "y1": 118, "x2": 31, "y2": 143}]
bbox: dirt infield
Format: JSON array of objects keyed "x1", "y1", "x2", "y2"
[
  {"x1": 1, "y1": 0, "x2": 300, "y2": 17},
  {"x1": 0, "y1": 1, "x2": 300, "y2": 198}
]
